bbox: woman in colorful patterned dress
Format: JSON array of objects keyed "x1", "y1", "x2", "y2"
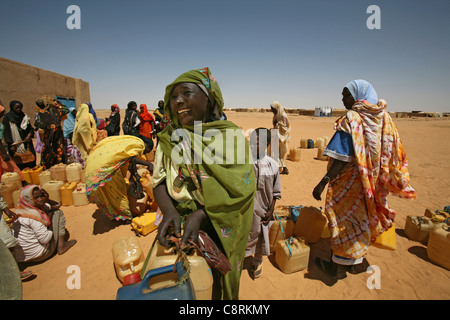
[
  {"x1": 34, "y1": 97, "x2": 69, "y2": 169},
  {"x1": 153, "y1": 67, "x2": 256, "y2": 300},
  {"x1": 85, "y1": 135, "x2": 152, "y2": 221},
  {"x1": 313, "y1": 80, "x2": 416, "y2": 280}
]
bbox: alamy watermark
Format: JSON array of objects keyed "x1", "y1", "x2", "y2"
[
  {"x1": 169, "y1": 122, "x2": 279, "y2": 165},
  {"x1": 66, "y1": 5, "x2": 81, "y2": 30},
  {"x1": 367, "y1": 5, "x2": 381, "y2": 30}
]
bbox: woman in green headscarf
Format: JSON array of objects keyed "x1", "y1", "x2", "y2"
[{"x1": 153, "y1": 67, "x2": 256, "y2": 300}]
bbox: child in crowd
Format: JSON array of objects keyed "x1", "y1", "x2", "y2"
[{"x1": 245, "y1": 128, "x2": 281, "y2": 279}]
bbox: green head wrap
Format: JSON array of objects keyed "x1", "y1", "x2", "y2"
[{"x1": 163, "y1": 67, "x2": 224, "y2": 127}]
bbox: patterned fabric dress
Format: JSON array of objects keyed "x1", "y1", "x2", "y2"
[
  {"x1": 323, "y1": 99, "x2": 416, "y2": 263},
  {"x1": 35, "y1": 100, "x2": 69, "y2": 169}
]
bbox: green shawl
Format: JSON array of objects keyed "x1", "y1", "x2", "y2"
[{"x1": 158, "y1": 67, "x2": 256, "y2": 300}]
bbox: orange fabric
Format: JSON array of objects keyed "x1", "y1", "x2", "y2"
[{"x1": 139, "y1": 104, "x2": 154, "y2": 138}]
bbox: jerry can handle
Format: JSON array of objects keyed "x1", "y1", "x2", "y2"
[{"x1": 140, "y1": 261, "x2": 184, "y2": 292}]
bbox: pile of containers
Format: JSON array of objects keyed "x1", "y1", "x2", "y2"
[
  {"x1": 0, "y1": 163, "x2": 91, "y2": 209},
  {"x1": 270, "y1": 205, "x2": 329, "y2": 274},
  {"x1": 404, "y1": 207, "x2": 450, "y2": 270}
]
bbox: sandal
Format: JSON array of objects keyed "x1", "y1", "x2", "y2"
[
  {"x1": 252, "y1": 263, "x2": 263, "y2": 279},
  {"x1": 20, "y1": 270, "x2": 35, "y2": 281}
]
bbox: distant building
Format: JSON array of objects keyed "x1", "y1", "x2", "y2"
[{"x1": 0, "y1": 57, "x2": 90, "y2": 124}]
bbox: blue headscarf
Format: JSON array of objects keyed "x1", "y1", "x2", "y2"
[
  {"x1": 345, "y1": 79, "x2": 378, "y2": 105},
  {"x1": 87, "y1": 102, "x2": 98, "y2": 122}
]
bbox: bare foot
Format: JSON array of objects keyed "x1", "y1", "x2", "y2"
[{"x1": 58, "y1": 240, "x2": 77, "y2": 255}]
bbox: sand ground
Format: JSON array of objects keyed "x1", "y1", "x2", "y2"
[{"x1": 17, "y1": 110, "x2": 450, "y2": 300}]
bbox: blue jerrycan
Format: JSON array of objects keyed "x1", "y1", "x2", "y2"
[{"x1": 116, "y1": 262, "x2": 196, "y2": 300}]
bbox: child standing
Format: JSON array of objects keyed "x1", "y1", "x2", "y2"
[{"x1": 245, "y1": 128, "x2": 281, "y2": 279}]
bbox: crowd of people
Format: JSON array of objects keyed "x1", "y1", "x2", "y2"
[{"x1": 0, "y1": 69, "x2": 416, "y2": 300}]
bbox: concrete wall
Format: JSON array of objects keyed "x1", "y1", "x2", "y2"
[{"x1": 0, "y1": 57, "x2": 90, "y2": 124}]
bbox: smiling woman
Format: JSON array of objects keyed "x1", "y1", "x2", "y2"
[{"x1": 153, "y1": 67, "x2": 256, "y2": 300}]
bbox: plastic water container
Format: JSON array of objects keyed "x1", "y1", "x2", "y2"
[
  {"x1": 315, "y1": 137, "x2": 325, "y2": 149},
  {"x1": 372, "y1": 223, "x2": 396, "y2": 250},
  {"x1": 1, "y1": 172, "x2": 22, "y2": 191},
  {"x1": 0, "y1": 182, "x2": 18, "y2": 208},
  {"x1": 404, "y1": 216, "x2": 436, "y2": 245},
  {"x1": 30, "y1": 166, "x2": 43, "y2": 185},
  {"x1": 322, "y1": 136, "x2": 330, "y2": 147},
  {"x1": 317, "y1": 148, "x2": 328, "y2": 161},
  {"x1": 427, "y1": 224, "x2": 450, "y2": 270},
  {"x1": 73, "y1": 183, "x2": 89, "y2": 206},
  {"x1": 112, "y1": 236, "x2": 145, "y2": 283},
  {"x1": 21, "y1": 168, "x2": 33, "y2": 184},
  {"x1": 131, "y1": 211, "x2": 158, "y2": 236},
  {"x1": 140, "y1": 172, "x2": 153, "y2": 200},
  {"x1": 42, "y1": 180, "x2": 64, "y2": 203},
  {"x1": 66, "y1": 163, "x2": 82, "y2": 183},
  {"x1": 307, "y1": 139, "x2": 314, "y2": 149},
  {"x1": 293, "y1": 206, "x2": 327, "y2": 243},
  {"x1": 300, "y1": 139, "x2": 308, "y2": 149},
  {"x1": 275, "y1": 237, "x2": 310, "y2": 274},
  {"x1": 289, "y1": 147, "x2": 301, "y2": 162},
  {"x1": 116, "y1": 262, "x2": 196, "y2": 300},
  {"x1": 269, "y1": 215, "x2": 294, "y2": 253},
  {"x1": 13, "y1": 190, "x2": 20, "y2": 208},
  {"x1": 129, "y1": 192, "x2": 149, "y2": 217},
  {"x1": 38, "y1": 170, "x2": 52, "y2": 186},
  {"x1": 50, "y1": 164, "x2": 67, "y2": 182},
  {"x1": 60, "y1": 182, "x2": 78, "y2": 206},
  {"x1": 144, "y1": 240, "x2": 213, "y2": 300}
]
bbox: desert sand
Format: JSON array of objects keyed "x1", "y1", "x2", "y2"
[{"x1": 17, "y1": 109, "x2": 450, "y2": 300}]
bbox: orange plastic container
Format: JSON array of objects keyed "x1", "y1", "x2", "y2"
[
  {"x1": 60, "y1": 182, "x2": 78, "y2": 206},
  {"x1": 373, "y1": 223, "x2": 396, "y2": 250},
  {"x1": 66, "y1": 163, "x2": 82, "y2": 183},
  {"x1": 269, "y1": 215, "x2": 294, "y2": 253},
  {"x1": 0, "y1": 182, "x2": 18, "y2": 208},
  {"x1": 427, "y1": 224, "x2": 450, "y2": 270},
  {"x1": 144, "y1": 240, "x2": 213, "y2": 300},
  {"x1": 131, "y1": 211, "x2": 158, "y2": 236},
  {"x1": 50, "y1": 164, "x2": 67, "y2": 182},
  {"x1": 275, "y1": 237, "x2": 310, "y2": 274},
  {"x1": 289, "y1": 148, "x2": 301, "y2": 162},
  {"x1": 1, "y1": 172, "x2": 22, "y2": 191},
  {"x1": 30, "y1": 166, "x2": 43, "y2": 185},
  {"x1": 42, "y1": 180, "x2": 64, "y2": 203},
  {"x1": 73, "y1": 183, "x2": 89, "y2": 206},
  {"x1": 140, "y1": 172, "x2": 153, "y2": 200},
  {"x1": 293, "y1": 206, "x2": 327, "y2": 243},
  {"x1": 112, "y1": 237, "x2": 145, "y2": 283},
  {"x1": 38, "y1": 170, "x2": 52, "y2": 186},
  {"x1": 21, "y1": 168, "x2": 33, "y2": 184}
]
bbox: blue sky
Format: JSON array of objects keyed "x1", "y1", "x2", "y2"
[{"x1": 1, "y1": 0, "x2": 449, "y2": 112}]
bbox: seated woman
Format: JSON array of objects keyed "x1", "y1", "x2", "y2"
[
  {"x1": 153, "y1": 67, "x2": 256, "y2": 300},
  {"x1": 3, "y1": 100, "x2": 37, "y2": 170},
  {"x1": 85, "y1": 135, "x2": 153, "y2": 222},
  {"x1": 12, "y1": 185, "x2": 76, "y2": 263}
]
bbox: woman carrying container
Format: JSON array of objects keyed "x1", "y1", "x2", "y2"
[
  {"x1": 85, "y1": 135, "x2": 153, "y2": 221},
  {"x1": 312, "y1": 80, "x2": 416, "y2": 280},
  {"x1": 2, "y1": 100, "x2": 37, "y2": 170},
  {"x1": 153, "y1": 67, "x2": 256, "y2": 300}
]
